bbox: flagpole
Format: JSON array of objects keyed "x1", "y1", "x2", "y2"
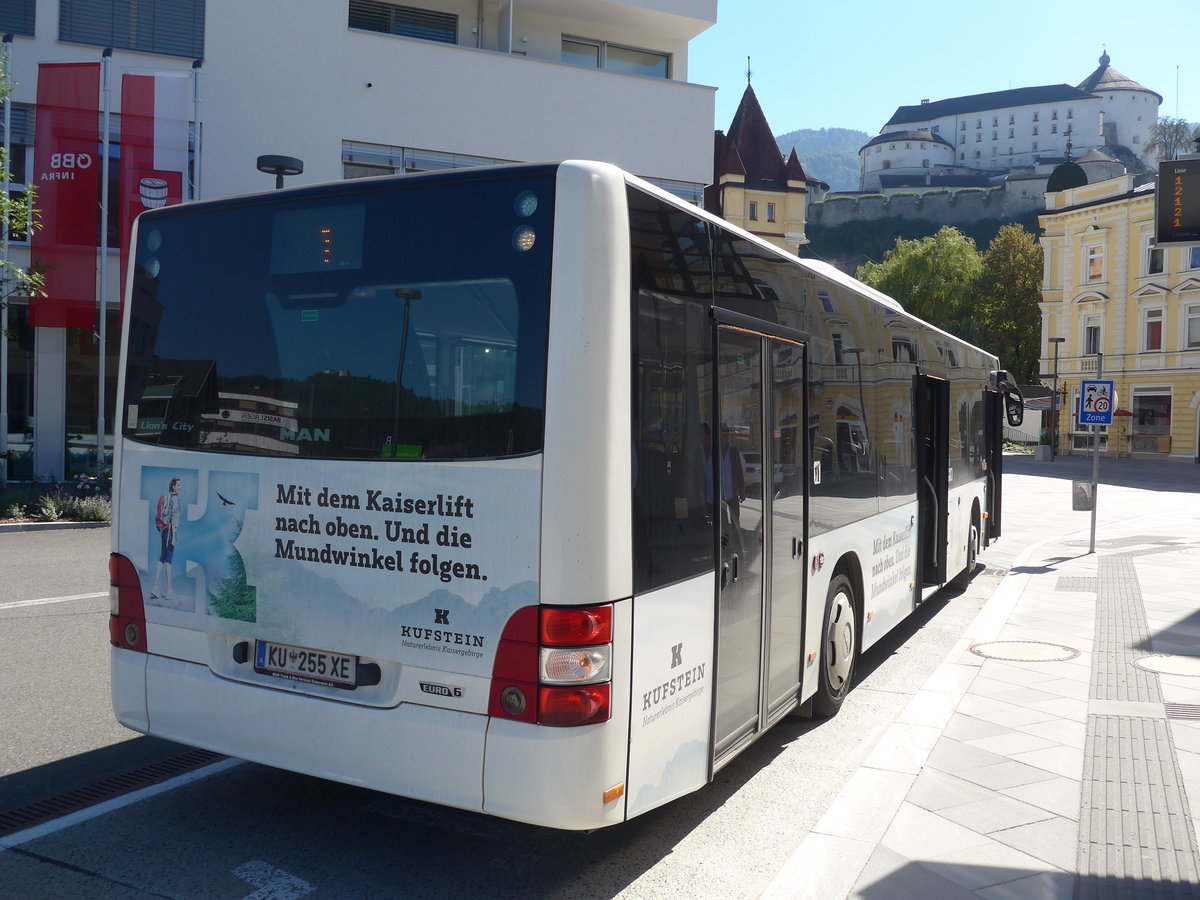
[
  {"x1": 191, "y1": 58, "x2": 202, "y2": 201},
  {"x1": 0, "y1": 33, "x2": 12, "y2": 483},
  {"x1": 97, "y1": 48, "x2": 111, "y2": 474}
]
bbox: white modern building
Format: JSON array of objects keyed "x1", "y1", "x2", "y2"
[
  {"x1": 1, "y1": 0, "x2": 717, "y2": 482},
  {"x1": 859, "y1": 52, "x2": 1161, "y2": 192}
]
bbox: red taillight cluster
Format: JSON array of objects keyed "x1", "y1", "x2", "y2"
[
  {"x1": 489, "y1": 604, "x2": 613, "y2": 727},
  {"x1": 109, "y1": 553, "x2": 148, "y2": 652}
]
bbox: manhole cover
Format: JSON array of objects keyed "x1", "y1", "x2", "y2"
[
  {"x1": 969, "y1": 641, "x2": 1080, "y2": 662},
  {"x1": 1133, "y1": 656, "x2": 1200, "y2": 677}
]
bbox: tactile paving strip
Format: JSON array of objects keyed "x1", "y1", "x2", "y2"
[{"x1": 1075, "y1": 556, "x2": 1200, "y2": 895}]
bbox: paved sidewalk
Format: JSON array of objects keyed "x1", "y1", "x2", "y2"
[{"x1": 765, "y1": 454, "x2": 1200, "y2": 899}]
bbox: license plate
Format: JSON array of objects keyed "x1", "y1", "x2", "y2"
[{"x1": 254, "y1": 640, "x2": 358, "y2": 689}]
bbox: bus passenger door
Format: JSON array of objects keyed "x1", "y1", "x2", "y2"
[
  {"x1": 712, "y1": 326, "x2": 807, "y2": 764},
  {"x1": 984, "y1": 389, "x2": 1004, "y2": 542},
  {"x1": 914, "y1": 373, "x2": 949, "y2": 587}
]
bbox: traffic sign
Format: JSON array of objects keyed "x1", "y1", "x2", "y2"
[{"x1": 1079, "y1": 379, "x2": 1115, "y2": 425}]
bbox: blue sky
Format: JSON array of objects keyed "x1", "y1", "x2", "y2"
[{"x1": 688, "y1": 2, "x2": 1198, "y2": 137}]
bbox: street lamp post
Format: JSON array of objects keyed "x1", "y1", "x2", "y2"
[{"x1": 1049, "y1": 337, "x2": 1065, "y2": 460}]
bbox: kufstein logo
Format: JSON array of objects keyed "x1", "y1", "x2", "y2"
[
  {"x1": 641, "y1": 642, "x2": 706, "y2": 712},
  {"x1": 419, "y1": 681, "x2": 463, "y2": 698}
]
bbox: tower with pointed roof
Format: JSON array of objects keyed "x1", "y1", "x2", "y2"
[{"x1": 706, "y1": 84, "x2": 828, "y2": 253}]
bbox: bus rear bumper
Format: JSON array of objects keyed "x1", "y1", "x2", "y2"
[{"x1": 119, "y1": 650, "x2": 488, "y2": 813}]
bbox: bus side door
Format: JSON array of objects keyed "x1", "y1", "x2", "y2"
[
  {"x1": 914, "y1": 372, "x2": 949, "y2": 587},
  {"x1": 712, "y1": 323, "x2": 808, "y2": 765}
]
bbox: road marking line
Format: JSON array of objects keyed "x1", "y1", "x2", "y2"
[
  {"x1": 0, "y1": 592, "x2": 107, "y2": 611},
  {"x1": 233, "y1": 860, "x2": 316, "y2": 900},
  {"x1": 0, "y1": 758, "x2": 244, "y2": 851}
]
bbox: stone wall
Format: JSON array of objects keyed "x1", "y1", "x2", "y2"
[{"x1": 809, "y1": 186, "x2": 1038, "y2": 230}]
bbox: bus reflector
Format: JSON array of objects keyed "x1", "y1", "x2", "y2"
[
  {"x1": 109, "y1": 553, "x2": 147, "y2": 653},
  {"x1": 539, "y1": 606, "x2": 612, "y2": 646},
  {"x1": 603, "y1": 783, "x2": 625, "y2": 804},
  {"x1": 538, "y1": 684, "x2": 610, "y2": 726}
]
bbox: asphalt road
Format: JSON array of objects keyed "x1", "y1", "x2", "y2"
[{"x1": 0, "y1": 519, "x2": 1000, "y2": 898}]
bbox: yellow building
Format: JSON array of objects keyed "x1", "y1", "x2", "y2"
[
  {"x1": 1039, "y1": 173, "x2": 1200, "y2": 461},
  {"x1": 706, "y1": 85, "x2": 827, "y2": 253}
]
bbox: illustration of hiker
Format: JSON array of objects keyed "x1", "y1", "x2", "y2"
[{"x1": 150, "y1": 476, "x2": 182, "y2": 600}]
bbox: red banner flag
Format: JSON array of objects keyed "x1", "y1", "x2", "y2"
[
  {"x1": 119, "y1": 71, "x2": 189, "y2": 295},
  {"x1": 29, "y1": 62, "x2": 101, "y2": 329}
]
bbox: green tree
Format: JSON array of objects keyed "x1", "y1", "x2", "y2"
[
  {"x1": 976, "y1": 224, "x2": 1043, "y2": 384},
  {"x1": 0, "y1": 48, "x2": 41, "y2": 335},
  {"x1": 855, "y1": 225, "x2": 983, "y2": 329}
]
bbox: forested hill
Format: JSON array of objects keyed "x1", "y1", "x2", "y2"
[{"x1": 775, "y1": 127, "x2": 869, "y2": 192}]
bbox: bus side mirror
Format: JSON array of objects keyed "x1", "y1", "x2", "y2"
[{"x1": 1004, "y1": 388, "x2": 1024, "y2": 427}]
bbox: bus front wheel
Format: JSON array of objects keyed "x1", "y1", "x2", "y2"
[{"x1": 814, "y1": 572, "x2": 857, "y2": 718}]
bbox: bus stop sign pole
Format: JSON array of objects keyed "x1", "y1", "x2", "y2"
[{"x1": 1079, "y1": 355, "x2": 1111, "y2": 554}]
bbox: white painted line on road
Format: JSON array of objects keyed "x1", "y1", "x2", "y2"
[
  {"x1": 0, "y1": 591, "x2": 107, "y2": 612},
  {"x1": 233, "y1": 859, "x2": 316, "y2": 900},
  {"x1": 0, "y1": 758, "x2": 244, "y2": 851}
]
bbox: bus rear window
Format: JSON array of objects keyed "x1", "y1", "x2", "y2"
[{"x1": 122, "y1": 173, "x2": 554, "y2": 460}]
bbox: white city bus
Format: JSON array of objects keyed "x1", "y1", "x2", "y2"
[{"x1": 109, "y1": 161, "x2": 1022, "y2": 830}]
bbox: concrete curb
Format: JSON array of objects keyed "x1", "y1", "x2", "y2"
[{"x1": 0, "y1": 520, "x2": 110, "y2": 533}]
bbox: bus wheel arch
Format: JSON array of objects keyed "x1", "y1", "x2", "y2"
[
  {"x1": 814, "y1": 556, "x2": 861, "y2": 718},
  {"x1": 951, "y1": 502, "x2": 981, "y2": 591}
]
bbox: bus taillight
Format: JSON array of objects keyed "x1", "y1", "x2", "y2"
[
  {"x1": 490, "y1": 604, "x2": 614, "y2": 726},
  {"x1": 538, "y1": 684, "x2": 611, "y2": 727},
  {"x1": 109, "y1": 553, "x2": 148, "y2": 652}
]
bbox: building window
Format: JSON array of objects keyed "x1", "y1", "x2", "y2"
[
  {"x1": 1068, "y1": 109, "x2": 1073, "y2": 119},
  {"x1": 976, "y1": 119, "x2": 981, "y2": 128},
  {"x1": 974, "y1": 150, "x2": 981, "y2": 159},
  {"x1": 881, "y1": 160, "x2": 891, "y2": 169},
  {"x1": 1131, "y1": 389, "x2": 1171, "y2": 437},
  {"x1": 930, "y1": 125, "x2": 939, "y2": 133},
  {"x1": 1143, "y1": 308, "x2": 1164, "y2": 351},
  {"x1": 960, "y1": 122, "x2": 966, "y2": 131},
  {"x1": 992, "y1": 131, "x2": 998, "y2": 140},
  {"x1": 1052, "y1": 110, "x2": 1058, "y2": 120},
  {"x1": 1189, "y1": 247, "x2": 1200, "y2": 270},
  {"x1": 1145, "y1": 234, "x2": 1164, "y2": 275},
  {"x1": 1008, "y1": 115, "x2": 1014, "y2": 125},
  {"x1": 1085, "y1": 244, "x2": 1104, "y2": 283},
  {"x1": 1033, "y1": 112, "x2": 1039, "y2": 122},
  {"x1": 766, "y1": 202, "x2": 776, "y2": 222},
  {"x1": 1009, "y1": 129, "x2": 1014, "y2": 138},
  {"x1": 0, "y1": 0, "x2": 35, "y2": 35},
  {"x1": 1033, "y1": 126, "x2": 1039, "y2": 136},
  {"x1": 959, "y1": 135, "x2": 965, "y2": 145},
  {"x1": 819, "y1": 291, "x2": 836, "y2": 314},
  {"x1": 1051, "y1": 124, "x2": 1058, "y2": 134},
  {"x1": 976, "y1": 134, "x2": 981, "y2": 142},
  {"x1": 1033, "y1": 142, "x2": 1039, "y2": 151},
  {"x1": 562, "y1": 36, "x2": 669, "y2": 78},
  {"x1": 1186, "y1": 304, "x2": 1200, "y2": 348},
  {"x1": 992, "y1": 117, "x2": 998, "y2": 126},
  {"x1": 922, "y1": 159, "x2": 929, "y2": 167},
  {"x1": 748, "y1": 201, "x2": 758, "y2": 221},
  {"x1": 831, "y1": 332, "x2": 845, "y2": 366},
  {"x1": 61, "y1": 0, "x2": 205, "y2": 56},
  {"x1": 891, "y1": 336, "x2": 917, "y2": 363},
  {"x1": 1083, "y1": 317, "x2": 1102, "y2": 355},
  {"x1": 349, "y1": 1, "x2": 456, "y2": 42}
]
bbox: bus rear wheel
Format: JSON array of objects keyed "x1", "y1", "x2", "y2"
[
  {"x1": 951, "y1": 521, "x2": 979, "y2": 591},
  {"x1": 814, "y1": 572, "x2": 857, "y2": 718}
]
